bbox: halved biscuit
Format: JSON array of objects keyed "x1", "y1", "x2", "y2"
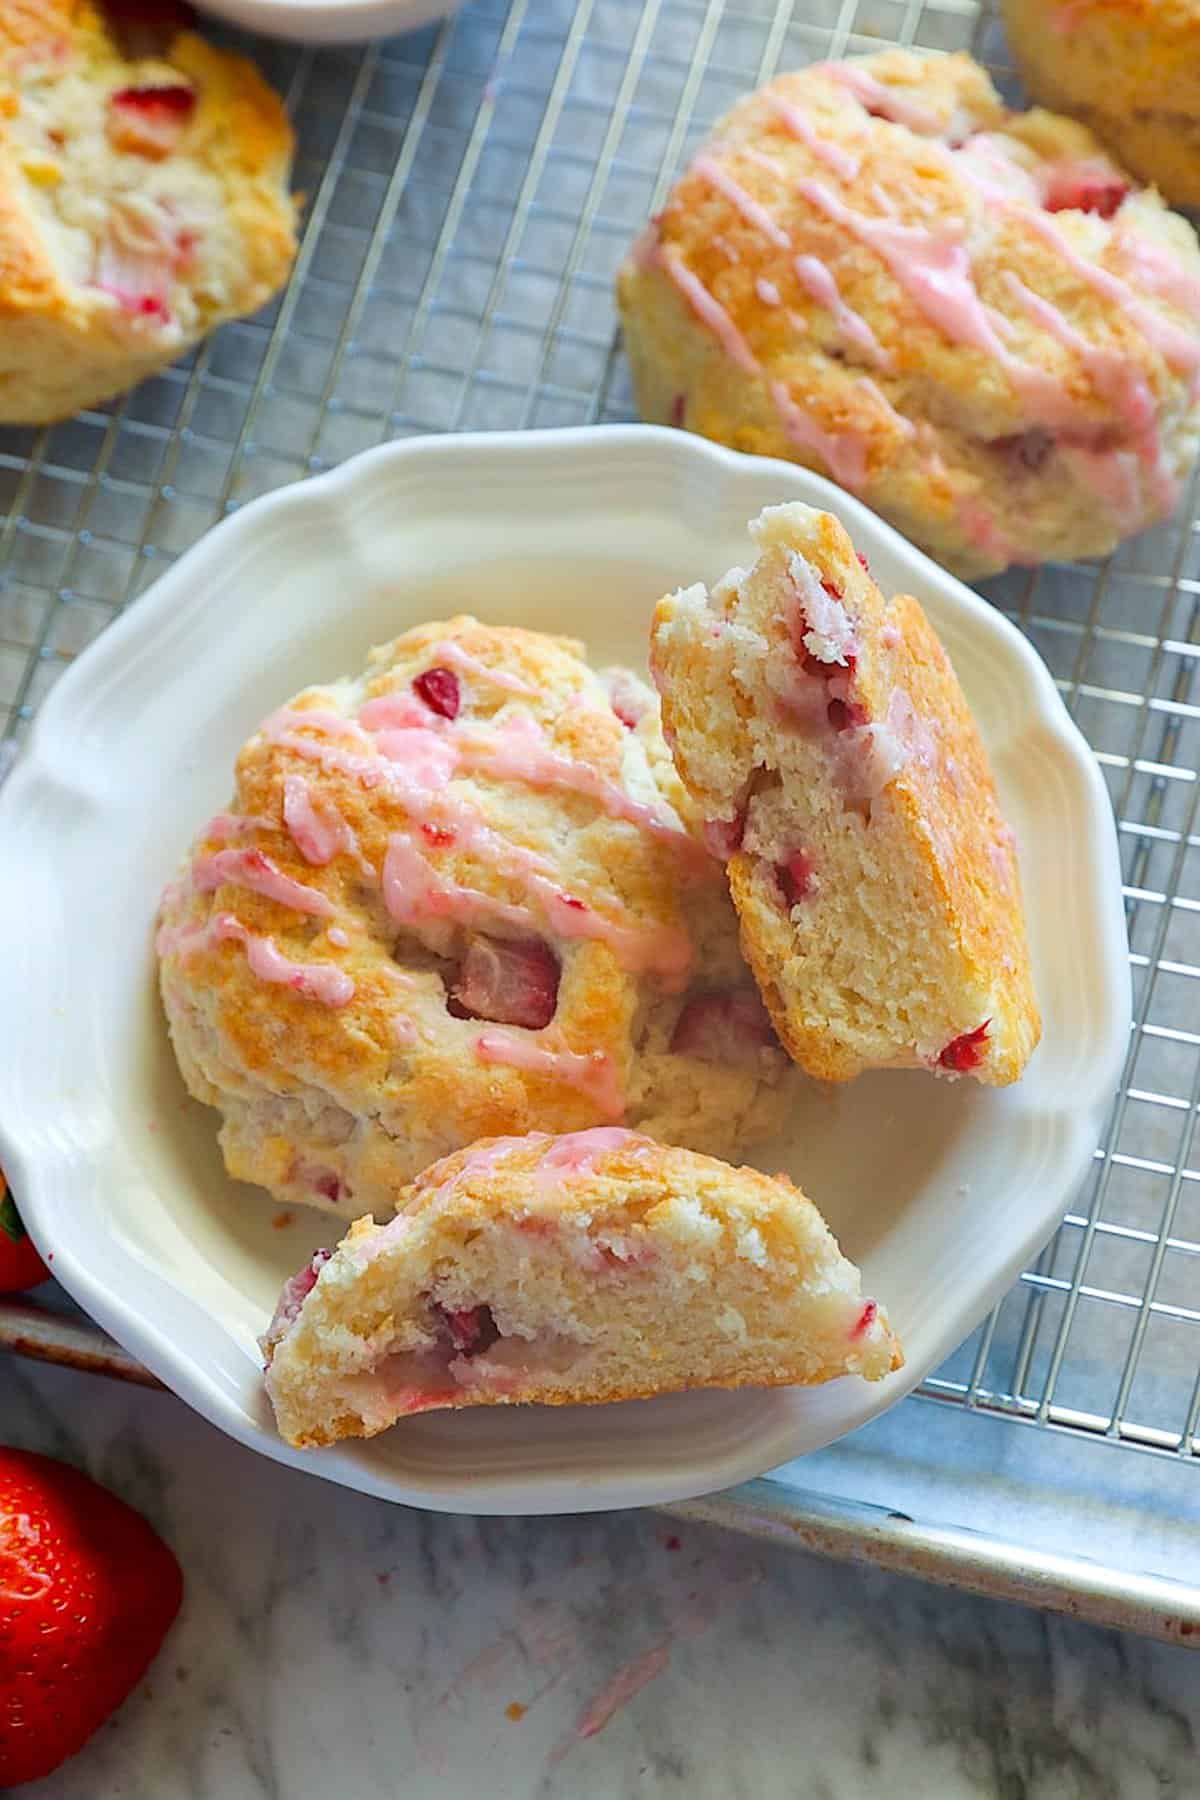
[
  {"x1": 262, "y1": 1128, "x2": 901, "y2": 1447},
  {"x1": 650, "y1": 502, "x2": 1040, "y2": 1084}
]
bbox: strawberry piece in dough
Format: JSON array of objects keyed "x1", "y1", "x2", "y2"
[
  {"x1": 777, "y1": 850, "x2": 815, "y2": 906},
  {"x1": 452, "y1": 935, "x2": 561, "y2": 1030},
  {"x1": 108, "y1": 84, "x2": 196, "y2": 158},
  {"x1": 671, "y1": 990, "x2": 780, "y2": 1061},
  {"x1": 413, "y1": 667, "x2": 461, "y2": 719},
  {"x1": 1043, "y1": 167, "x2": 1130, "y2": 219},
  {"x1": 939, "y1": 1021, "x2": 990, "y2": 1072}
]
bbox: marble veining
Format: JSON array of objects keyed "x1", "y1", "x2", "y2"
[{"x1": 5, "y1": 1357, "x2": 1198, "y2": 1799}]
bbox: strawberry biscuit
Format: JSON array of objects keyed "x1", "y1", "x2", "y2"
[
  {"x1": 0, "y1": 0, "x2": 297, "y2": 423},
  {"x1": 1004, "y1": 0, "x2": 1200, "y2": 210},
  {"x1": 262, "y1": 1129, "x2": 902, "y2": 1447},
  {"x1": 617, "y1": 49, "x2": 1200, "y2": 577},
  {"x1": 650, "y1": 503, "x2": 1041, "y2": 1085},
  {"x1": 157, "y1": 618, "x2": 794, "y2": 1220}
]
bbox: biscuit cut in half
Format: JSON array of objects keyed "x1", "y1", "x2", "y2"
[
  {"x1": 262, "y1": 1129, "x2": 901, "y2": 1447},
  {"x1": 0, "y1": 1, "x2": 297, "y2": 423},
  {"x1": 650, "y1": 502, "x2": 1041, "y2": 1085}
]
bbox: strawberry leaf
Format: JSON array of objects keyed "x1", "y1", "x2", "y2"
[{"x1": 0, "y1": 1190, "x2": 27, "y2": 1245}]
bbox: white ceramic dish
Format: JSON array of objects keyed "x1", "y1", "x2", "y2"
[
  {"x1": 193, "y1": 0, "x2": 463, "y2": 42},
  {"x1": 0, "y1": 426, "x2": 1129, "y2": 1514}
]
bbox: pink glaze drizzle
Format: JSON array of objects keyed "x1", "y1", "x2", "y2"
[
  {"x1": 282, "y1": 775, "x2": 362, "y2": 866},
  {"x1": 263, "y1": 708, "x2": 389, "y2": 789},
  {"x1": 430, "y1": 640, "x2": 537, "y2": 696},
  {"x1": 358, "y1": 692, "x2": 432, "y2": 732},
  {"x1": 692, "y1": 154, "x2": 791, "y2": 249},
  {"x1": 453, "y1": 715, "x2": 698, "y2": 858},
  {"x1": 371, "y1": 724, "x2": 458, "y2": 797},
  {"x1": 382, "y1": 828, "x2": 539, "y2": 940},
  {"x1": 768, "y1": 379, "x2": 869, "y2": 492},
  {"x1": 159, "y1": 911, "x2": 355, "y2": 1007},
  {"x1": 657, "y1": 250, "x2": 759, "y2": 375},
  {"x1": 536, "y1": 1126, "x2": 648, "y2": 1176},
  {"x1": 1002, "y1": 271, "x2": 1175, "y2": 515},
  {"x1": 818, "y1": 61, "x2": 944, "y2": 136},
  {"x1": 766, "y1": 94, "x2": 860, "y2": 181},
  {"x1": 834, "y1": 687, "x2": 935, "y2": 806},
  {"x1": 950, "y1": 135, "x2": 1041, "y2": 207},
  {"x1": 755, "y1": 277, "x2": 782, "y2": 306},
  {"x1": 259, "y1": 687, "x2": 703, "y2": 982},
  {"x1": 474, "y1": 1030, "x2": 625, "y2": 1119},
  {"x1": 1019, "y1": 210, "x2": 1200, "y2": 377},
  {"x1": 655, "y1": 229, "x2": 888, "y2": 486},
  {"x1": 191, "y1": 848, "x2": 336, "y2": 918},
  {"x1": 1002, "y1": 271, "x2": 1156, "y2": 435},
  {"x1": 792, "y1": 253, "x2": 889, "y2": 366},
  {"x1": 794, "y1": 178, "x2": 1005, "y2": 356},
  {"x1": 1115, "y1": 230, "x2": 1200, "y2": 317},
  {"x1": 382, "y1": 806, "x2": 692, "y2": 981}
]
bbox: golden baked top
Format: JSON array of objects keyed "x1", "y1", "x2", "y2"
[
  {"x1": 620, "y1": 49, "x2": 1200, "y2": 573},
  {"x1": 157, "y1": 618, "x2": 794, "y2": 1217}
]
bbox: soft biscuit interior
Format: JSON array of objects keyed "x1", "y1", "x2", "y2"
[
  {"x1": 650, "y1": 503, "x2": 1039, "y2": 1085},
  {"x1": 262, "y1": 1130, "x2": 902, "y2": 1446},
  {"x1": 10, "y1": 20, "x2": 292, "y2": 332}
]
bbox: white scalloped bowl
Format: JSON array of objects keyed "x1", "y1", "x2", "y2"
[{"x1": 0, "y1": 427, "x2": 1129, "y2": 1513}]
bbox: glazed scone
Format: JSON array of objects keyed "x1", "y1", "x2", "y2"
[
  {"x1": 650, "y1": 504, "x2": 1041, "y2": 1085},
  {"x1": 157, "y1": 618, "x2": 795, "y2": 1221},
  {"x1": 261, "y1": 1128, "x2": 903, "y2": 1446},
  {"x1": 1004, "y1": 0, "x2": 1200, "y2": 209},
  {"x1": 0, "y1": 0, "x2": 297, "y2": 424},
  {"x1": 616, "y1": 49, "x2": 1200, "y2": 579}
]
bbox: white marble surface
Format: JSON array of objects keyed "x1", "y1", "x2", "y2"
[{"x1": 6, "y1": 1355, "x2": 1200, "y2": 1800}]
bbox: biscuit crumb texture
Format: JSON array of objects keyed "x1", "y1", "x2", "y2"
[
  {"x1": 0, "y1": 1, "x2": 297, "y2": 423},
  {"x1": 650, "y1": 502, "x2": 1041, "y2": 1084},
  {"x1": 262, "y1": 1130, "x2": 902, "y2": 1447}
]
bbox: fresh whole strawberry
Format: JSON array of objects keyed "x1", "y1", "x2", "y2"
[
  {"x1": 0, "y1": 1177, "x2": 49, "y2": 1293},
  {"x1": 0, "y1": 1450, "x2": 183, "y2": 1787}
]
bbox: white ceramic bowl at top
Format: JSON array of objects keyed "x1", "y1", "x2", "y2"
[
  {"x1": 193, "y1": 0, "x2": 464, "y2": 42},
  {"x1": 0, "y1": 426, "x2": 1129, "y2": 1514}
]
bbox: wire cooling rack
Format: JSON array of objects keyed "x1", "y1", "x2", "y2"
[{"x1": 3, "y1": 0, "x2": 1199, "y2": 1617}]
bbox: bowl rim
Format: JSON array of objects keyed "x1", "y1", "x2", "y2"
[
  {"x1": 191, "y1": 0, "x2": 464, "y2": 43},
  {"x1": 0, "y1": 424, "x2": 1132, "y2": 1511}
]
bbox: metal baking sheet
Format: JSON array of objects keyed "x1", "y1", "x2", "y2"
[{"x1": 2, "y1": 0, "x2": 1198, "y2": 1633}]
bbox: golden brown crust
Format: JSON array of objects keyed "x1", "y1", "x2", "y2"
[{"x1": 0, "y1": 1, "x2": 296, "y2": 422}]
